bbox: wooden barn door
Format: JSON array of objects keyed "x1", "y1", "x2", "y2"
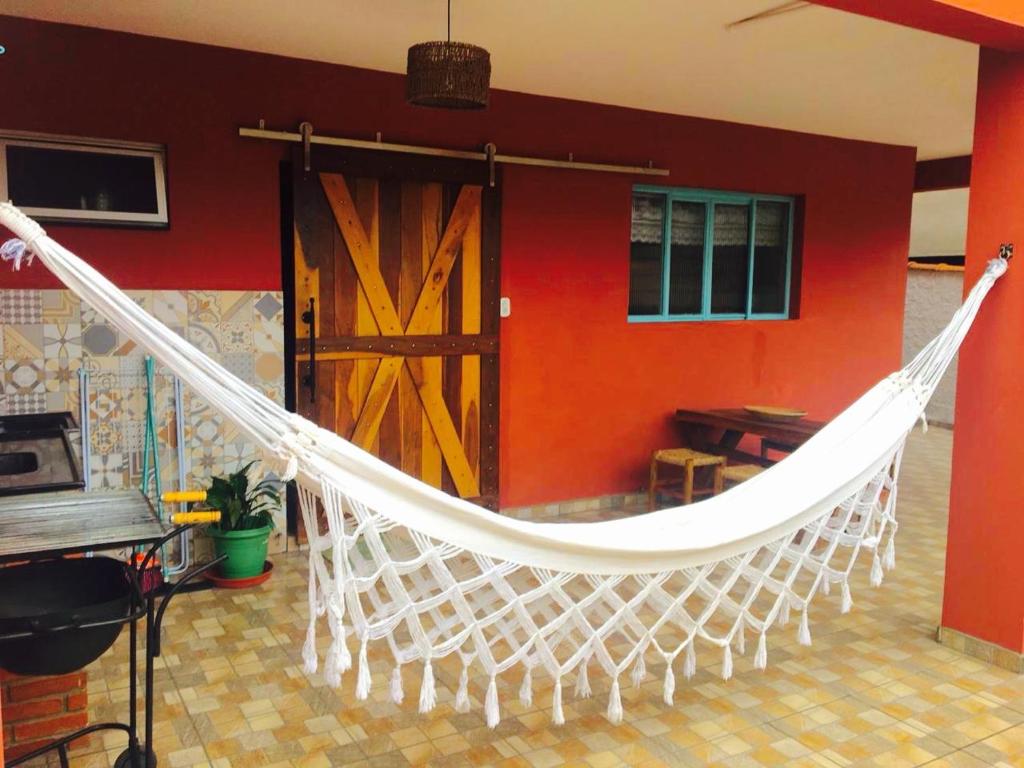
[{"x1": 290, "y1": 149, "x2": 499, "y2": 536}]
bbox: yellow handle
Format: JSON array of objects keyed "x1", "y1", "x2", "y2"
[
  {"x1": 170, "y1": 511, "x2": 221, "y2": 525},
  {"x1": 162, "y1": 490, "x2": 207, "y2": 504}
]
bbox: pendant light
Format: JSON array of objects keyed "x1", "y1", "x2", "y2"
[{"x1": 406, "y1": 0, "x2": 491, "y2": 109}]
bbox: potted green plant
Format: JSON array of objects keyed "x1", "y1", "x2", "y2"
[{"x1": 203, "y1": 461, "x2": 280, "y2": 581}]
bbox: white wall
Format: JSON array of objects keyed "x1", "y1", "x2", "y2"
[
  {"x1": 903, "y1": 269, "x2": 964, "y2": 425},
  {"x1": 909, "y1": 188, "x2": 969, "y2": 257},
  {"x1": 904, "y1": 187, "x2": 969, "y2": 425}
]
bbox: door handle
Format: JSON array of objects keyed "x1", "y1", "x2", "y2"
[{"x1": 301, "y1": 297, "x2": 316, "y2": 403}]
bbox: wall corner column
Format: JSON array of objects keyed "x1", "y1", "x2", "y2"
[{"x1": 942, "y1": 46, "x2": 1024, "y2": 664}]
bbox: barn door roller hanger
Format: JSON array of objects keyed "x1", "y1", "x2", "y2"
[{"x1": 240, "y1": 120, "x2": 670, "y2": 185}]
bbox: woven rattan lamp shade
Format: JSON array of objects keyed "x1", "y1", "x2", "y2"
[{"x1": 406, "y1": 41, "x2": 491, "y2": 109}]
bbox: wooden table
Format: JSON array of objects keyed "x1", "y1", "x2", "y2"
[{"x1": 674, "y1": 408, "x2": 825, "y2": 467}]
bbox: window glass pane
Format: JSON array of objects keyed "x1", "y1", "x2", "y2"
[
  {"x1": 668, "y1": 201, "x2": 705, "y2": 314},
  {"x1": 629, "y1": 193, "x2": 665, "y2": 315},
  {"x1": 6, "y1": 145, "x2": 160, "y2": 214},
  {"x1": 751, "y1": 201, "x2": 790, "y2": 314},
  {"x1": 711, "y1": 203, "x2": 750, "y2": 314}
]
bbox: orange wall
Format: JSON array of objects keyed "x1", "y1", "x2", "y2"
[
  {"x1": 499, "y1": 146, "x2": 913, "y2": 505},
  {"x1": 943, "y1": 47, "x2": 1024, "y2": 654},
  {"x1": 811, "y1": 0, "x2": 1024, "y2": 50},
  {"x1": 0, "y1": 16, "x2": 916, "y2": 507}
]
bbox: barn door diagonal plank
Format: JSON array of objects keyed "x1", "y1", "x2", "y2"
[{"x1": 319, "y1": 172, "x2": 403, "y2": 335}]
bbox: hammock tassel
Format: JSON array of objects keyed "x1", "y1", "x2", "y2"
[
  {"x1": 575, "y1": 661, "x2": 592, "y2": 699},
  {"x1": 884, "y1": 534, "x2": 897, "y2": 571},
  {"x1": 302, "y1": 626, "x2": 318, "y2": 675},
  {"x1": 355, "y1": 637, "x2": 371, "y2": 700},
  {"x1": 302, "y1": 562, "x2": 319, "y2": 674},
  {"x1": 323, "y1": 622, "x2": 342, "y2": 688},
  {"x1": 455, "y1": 664, "x2": 471, "y2": 713},
  {"x1": 721, "y1": 643, "x2": 733, "y2": 681},
  {"x1": 663, "y1": 661, "x2": 676, "y2": 706},
  {"x1": 519, "y1": 667, "x2": 533, "y2": 708},
  {"x1": 754, "y1": 633, "x2": 768, "y2": 670},
  {"x1": 736, "y1": 618, "x2": 746, "y2": 655},
  {"x1": 485, "y1": 675, "x2": 500, "y2": 729},
  {"x1": 552, "y1": 679, "x2": 565, "y2": 726},
  {"x1": 684, "y1": 641, "x2": 696, "y2": 680},
  {"x1": 390, "y1": 665, "x2": 404, "y2": 705},
  {"x1": 631, "y1": 652, "x2": 646, "y2": 688},
  {"x1": 607, "y1": 677, "x2": 623, "y2": 725},
  {"x1": 0, "y1": 238, "x2": 34, "y2": 271},
  {"x1": 798, "y1": 608, "x2": 812, "y2": 647},
  {"x1": 419, "y1": 660, "x2": 437, "y2": 714},
  {"x1": 841, "y1": 580, "x2": 854, "y2": 614},
  {"x1": 778, "y1": 596, "x2": 791, "y2": 627},
  {"x1": 870, "y1": 551, "x2": 884, "y2": 587},
  {"x1": 821, "y1": 573, "x2": 831, "y2": 596}
]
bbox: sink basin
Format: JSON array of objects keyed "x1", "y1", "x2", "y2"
[{"x1": 0, "y1": 452, "x2": 39, "y2": 476}]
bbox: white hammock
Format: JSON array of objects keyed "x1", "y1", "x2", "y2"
[{"x1": 0, "y1": 202, "x2": 1007, "y2": 727}]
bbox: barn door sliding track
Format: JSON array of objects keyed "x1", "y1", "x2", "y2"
[{"x1": 239, "y1": 121, "x2": 670, "y2": 183}]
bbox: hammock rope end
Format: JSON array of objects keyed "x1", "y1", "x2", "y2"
[
  {"x1": 419, "y1": 660, "x2": 437, "y2": 714},
  {"x1": 606, "y1": 677, "x2": 623, "y2": 725},
  {"x1": 552, "y1": 679, "x2": 565, "y2": 726},
  {"x1": 485, "y1": 676, "x2": 500, "y2": 729},
  {"x1": 518, "y1": 667, "x2": 533, "y2": 708},
  {"x1": 455, "y1": 663, "x2": 472, "y2": 712},
  {"x1": 390, "y1": 665, "x2": 405, "y2": 705}
]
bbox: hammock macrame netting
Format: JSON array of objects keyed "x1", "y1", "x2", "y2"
[{"x1": 0, "y1": 202, "x2": 1008, "y2": 728}]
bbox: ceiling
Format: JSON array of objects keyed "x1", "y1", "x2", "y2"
[{"x1": 0, "y1": 0, "x2": 979, "y2": 159}]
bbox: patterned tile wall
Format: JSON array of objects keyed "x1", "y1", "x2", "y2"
[{"x1": 0, "y1": 288, "x2": 289, "y2": 554}]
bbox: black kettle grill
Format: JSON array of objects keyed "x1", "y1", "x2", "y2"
[{"x1": 0, "y1": 556, "x2": 132, "y2": 675}]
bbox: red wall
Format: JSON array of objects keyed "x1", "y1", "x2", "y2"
[
  {"x1": 943, "y1": 47, "x2": 1024, "y2": 654},
  {"x1": 0, "y1": 16, "x2": 916, "y2": 507}
]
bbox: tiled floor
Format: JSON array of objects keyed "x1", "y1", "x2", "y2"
[{"x1": 51, "y1": 427, "x2": 1024, "y2": 767}]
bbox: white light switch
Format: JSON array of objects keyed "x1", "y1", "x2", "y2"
[{"x1": 500, "y1": 297, "x2": 511, "y2": 318}]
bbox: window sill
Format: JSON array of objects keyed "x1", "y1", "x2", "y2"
[{"x1": 627, "y1": 314, "x2": 791, "y2": 324}]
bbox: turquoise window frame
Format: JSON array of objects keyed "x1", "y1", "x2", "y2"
[{"x1": 628, "y1": 186, "x2": 795, "y2": 322}]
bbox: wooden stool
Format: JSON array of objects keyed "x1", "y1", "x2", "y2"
[
  {"x1": 723, "y1": 464, "x2": 765, "y2": 488},
  {"x1": 649, "y1": 448, "x2": 725, "y2": 510}
]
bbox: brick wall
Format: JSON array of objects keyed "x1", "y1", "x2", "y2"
[{"x1": 1, "y1": 671, "x2": 88, "y2": 764}]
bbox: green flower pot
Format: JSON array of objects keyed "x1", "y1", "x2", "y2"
[{"x1": 206, "y1": 525, "x2": 271, "y2": 580}]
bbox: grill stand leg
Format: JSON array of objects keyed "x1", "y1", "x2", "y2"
[{"x1": 113, "y1": 592, "x2": 157, "y2": 767}]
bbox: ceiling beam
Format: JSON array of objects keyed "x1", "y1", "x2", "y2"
[
  {"x1": 809, "y1": 1, "x2": 1024, "y2": 51},
  {"x1": 915, "y1": 155, "x2": 973, "y2": 191}
]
